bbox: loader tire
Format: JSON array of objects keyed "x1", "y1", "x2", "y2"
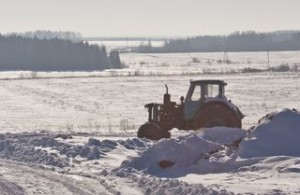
[
  {"x1": 137, "y1": 122, "x2": 170, "y2": 140},
  {"x1": 193, "y1": 101, "x2": 242, "y2": 130}
]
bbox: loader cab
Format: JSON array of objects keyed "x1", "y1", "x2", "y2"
[{"x1": 184, "y1": 80, "x2": 227, "y2": 120}]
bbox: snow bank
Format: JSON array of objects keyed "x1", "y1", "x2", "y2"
[
  {"x1": 122, "y1": 128, "x2": 245, "y2": 175},
  {"x1": 0, "y1": 134, "x2": 69, "y2": 167},
  {"x1": 198, "y1": 127, "x2": 246, "y2": 146},
  {"x1": 0, "y1": 133, "x2": 149, "y2": 168},
  {"x1": 239, "y1": 109, "x2": 300, "y2": 158}
]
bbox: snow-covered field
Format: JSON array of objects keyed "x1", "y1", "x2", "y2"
[{"x1": 0, "y1": 51, "x2": 300, "y2": 194}]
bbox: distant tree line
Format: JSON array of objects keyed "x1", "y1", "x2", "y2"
[
  {"x1": 136, "y1": 31, "x2": 300, "y2": 53},
  {"x1": 0, "y1": 34, "x2": 122, "y2": 71},
  {"x1": 12, "y1": 30, "x2": 83, "y2": 41}
]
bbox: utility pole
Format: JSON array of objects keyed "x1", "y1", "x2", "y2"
[
  {"x1": 267, "y1": 50, "x2": 270, "y2": 69},
  {"x1": 266, "y1": 34, "x2": 270, "y2": 69},
  {"x1": 223, "y1": 36, "x2": 229, "y2": 63},
  {"x1": 223, "y1": 51, "x2": 229, "y2": 63}
]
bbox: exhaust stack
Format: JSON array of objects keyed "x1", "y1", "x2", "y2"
[{"x1": 164, "y1": 84, "x2": 171, "y2": 104}]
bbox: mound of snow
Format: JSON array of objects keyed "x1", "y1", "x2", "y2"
[
  {"x1": 198, "y1": 127, "x2": 246, "y2": 146},
  {"x1": 239, "y1": 109, "x2": 300, "y2": 158},
  {"x1": 0, "y1": 133, "x2": 152, "y2": 168},
  {"x1": 122, "y1": 127, "x2": 245, "y2": 175},
  {"x1": 0, "y1": 134, "x2": 69, "y2": 167}
]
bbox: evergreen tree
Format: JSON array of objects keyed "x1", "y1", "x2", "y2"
[
  {"x1": 0, "y1": 35, "x2": 113, "y2": 71},
  {"x1": 109, "y1": 50, "x2": 122, "y2": 69}
]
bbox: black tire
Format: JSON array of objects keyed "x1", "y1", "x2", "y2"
[
  {"x1": 193, "y1": 101, "x2": 242, "y2": 129},
  {"x1": 137, "y1": 123, "x2": 170, "y2": 140}
]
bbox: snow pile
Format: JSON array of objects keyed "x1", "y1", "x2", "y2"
[
  {"x1": 0, "y1": 133, "x2": 151, "y2": 168},
  {"x1": 198, "y1": 127, "x2": 246, "y2": 146},
  {"x1": 122, "y1": 128, "x2": 245, "y2": 175},
  {"x1": 118, "y1": 137, "x2": 152, "y2": 150},
  {"x1": 0, "y1": 134, "x2": 69, "y2": 167},
  {"x1": 239, "y1": 109, "x2": 300, "y2": 158}
]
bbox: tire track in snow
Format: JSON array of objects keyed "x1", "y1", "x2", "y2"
[
  {"x1": 0, "y1": 179, "x2": 25, "y2": 195},
  {"x1": 0, "y1": 160, "x2": 110, "y2": 195}
]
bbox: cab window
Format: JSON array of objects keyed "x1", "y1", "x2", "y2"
[
  {"x1": 191, "y1": 85, "x2": 201, "y2": 101},
  {"x1": 206, "y1": 84, "x2": 219, "y2": 98}
]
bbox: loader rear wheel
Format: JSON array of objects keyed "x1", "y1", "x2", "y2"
[
  {"x1": 137, "y1": 123, "x2": 170, "y2": 141},
  {"x1": 193, "y1": 101, "x2": 241, "y2": 129}
]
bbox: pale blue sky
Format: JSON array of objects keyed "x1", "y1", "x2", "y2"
[{"x1": 0, "y1": 0, "x2": 299, "y2": 37}]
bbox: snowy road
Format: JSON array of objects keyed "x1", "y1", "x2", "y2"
[{"x1": 0, "y1": 160, "x2": 108, "y2": 195}]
